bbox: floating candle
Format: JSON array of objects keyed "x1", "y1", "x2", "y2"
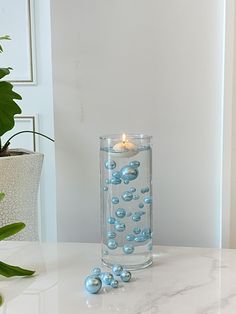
[{"x1": 112, "y1": 134, "x2": 138, "y2": 158}]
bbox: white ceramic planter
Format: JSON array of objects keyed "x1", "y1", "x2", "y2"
[{"x1": 0, "y1": 149, "x2": 43, "y2": 240}]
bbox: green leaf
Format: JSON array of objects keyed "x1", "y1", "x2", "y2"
[
  {"x1": 0, "y1": 35, "x2": 11, "y2": 41},
  {"x1": 0, "y1": 80, "x2": 22, "y2": 137},
  {"x1": 0, "y1": 68, "x2": 12, "y2": 79},
  {"x1": 0, "y1": 222, "x2": 25, "y2": 241},
  {"x1": 0, "y1": 192, "x2": 4, "y2": 202},
  {"x1": 0, "y1": 294, "x2": 3, "y2": 306},
  {"x1": 0, "y1": 261, "x2": 35, "y2": 277}
]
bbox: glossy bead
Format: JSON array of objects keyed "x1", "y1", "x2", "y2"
[
  {"x1": 144, "y1": 196, "x2": 152, "y2": 204},
  {"x1": 84, "y1": 275, "x2": 102, "y2": 294},
  {"x1": 124, "y1": 180, "x2": 130, "y2": 184},
  {"x1": 92, "y1": 267, "x2": 102, "y2": 276},
  {"x1": 133, "y1": 227, "x2": 141, "y2": 234},
  {"x1": 111, "y1": 177, "x2": 122, "y2": 185},
  {"x1": 129, "y1": 161, "x2": 140, "y2": 168},
  {"x1": 121, "y1": 166, "x2": 138, "y2": 181},
  {"x1": 132, "y1": 213, "x2": 141, "y2": 222},
  {"x1": 126, "y1": 233, "x2": 135, "y2": 241},
  {"x1": 129, "y1": 187, "x2": 136, "y2": 193},
  {"x1": 112, "y1": 264, "x2": 123, "y2": 276},
  {"x1": 102, "y1": 272, "x2": 114, "y2": 285},
  {"x1": 141, "y1": 187, "x2": 150, "y2": 194},
  {"x1": 105, "y1": 160, "x2": 116, "y2": 170},
  {"x1": 107, "y1": 239, "x2": 118, "y2": 250},
  {"x1": 138, "y1": 210, "x2": 146, "y2": 216},
  {"x1": 139, "y1": 203, "x2": 144, "y2": 209},
  {"x1": 115, "y1": 222, "x2": 126, "y2": 232},
  {"x1": 120, "y1": 270, "x2": 132, "y2": 282},
  {"x1": 122, "y1": 191, "x2": 133, "y2": 202},
  {"x1": 112, "y1": 197, "x2": 119, "y2": 204},
  {"x1": 110, "y1": 279, "x2": 119, "y2": 288},
  {"x1": 107, "y1": 231, "x2": 116, "y2": 239},
  {"x1": 105, "y1": 179, "x2": 110, "y2": 184},
  {"x1": 115, "y1": 208, "x2": 126, "y2": 218},
  {"x1": 134, "y1": 235, "x2": 146, "y2": 242},
  {"x1": 107, "y1": 217, "x2": 116, "y2": 224},
  {"x1": 123, "y1": 243, "x2": 134, "y2": 254},
  {"x1": 133, "y1": 194, "x2": 140, "y2": 200},
  {"x1": 142, "y1": 228, "x2": 152, "y2": 239},
  {"x1": 103, "y1": 186, "x2": 108, "y2": 191},
  {"x1": 112, "y1": 171, "x2": 121, "y2": 179}
]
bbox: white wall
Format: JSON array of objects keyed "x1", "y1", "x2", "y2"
[{"x1": 51, "y1": 0, "x2": 224, "y2": 247}]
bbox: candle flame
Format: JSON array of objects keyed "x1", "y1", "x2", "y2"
[{"x1": 122, "y1": 133, "x2": 126, "y2": 143}]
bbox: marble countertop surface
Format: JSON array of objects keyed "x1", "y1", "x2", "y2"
[{"x1": 0, "y1": 242, "x2": 236, "y2": 314}]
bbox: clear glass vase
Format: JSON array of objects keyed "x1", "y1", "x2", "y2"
[{"x1": 100, "y1": 134, "x2": 153, "y2": 270}]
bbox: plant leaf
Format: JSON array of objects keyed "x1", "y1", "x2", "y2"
[
  {"x1": 0, "y1": 35, "x2": 11, "y2": 41},
  {"x1": 0, "y1": 68, "x2": 12, "y2": 79},
  {"x1": 0, "y1": 261, "x2": 35, "y2": 277},
  {"x1": 0, "y1": 80, "x2": 22, "y2": 137},
  {"x1": 0, "y1": 294, "x2": 3, "y2": 306},
  {"x1": 0, "y1": 222, "x2": 25, "y2": 241},
  {"x1": 0, "y1": 192, "x2": 4, "y2": 202}
]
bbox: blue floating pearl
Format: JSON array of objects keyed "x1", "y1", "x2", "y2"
[
  {"x1": 103, "y1": 250, "x2": 108, "y2": 256},
  {"x1": 102, "y1": 272, "x2": 114, "y2": 285},
  {"x1": 129, "y1": 187, "x2": 136, "y2": 193},
  {"x1": 123, "y1": 243, "x2": 134, "y2": 254},
  {"x1": 126, "y1": 211, "x2": 132, "y2": 217},
  {"x1": 84, "y1": 275, "x2": 102, "y2": 294},
  {"x1": 112, "y1": 171, "x2": 121, "y2": 179},
  {"x1": 120, "y1": 270, "x2": 132, "y2": 282},
  {"x1": 129, "y1": 161, "x2": 140, "y2": 168},
  {"x1": 112, "y1": 197, "x2": 119, "y2": 204},
  {"x1": 126, "y1": 233, "x2": 135, "y2": 241},
  {"x1": 103, "y1": 186, "x2": 108, "y2": 191},
  {"x1": 115, "y1": 208, "x2": 126, "y2": 218},
  {"x1": 144, "y1": 196, "x2": 152, "y2": 204},
  {"x1": 105, "y1": 179, "x2": 110, "y2": 184},
  {"x1": 107, "y1": 231, "x2": 116, "y2": 239},
  {"x1": 107, "y1": 217, "x2": 116, "y2": 224},
  {"x1": 105, "y1": 160, "x2": 116, "y2": 170},
  {"x1": 112, "y1": 264, "x2": 123, "y2": 276},
  {"x1": 134, "y1": 235, "x2": 146, "y2": 242},
  {"x1": 110, "y1": 279, "x2": 119, "y2": 288},
  {"x1": 133, "y1": 194, "x2": 140, "y2": 200},
  {"x1": 133, "y1": 227, "x2": 141, "y2": 234},
  {"x1": 122, "y1": 191, "x2": 133, "y2": 202},
  {"x1": 132, "y1": 213, "x2": 141, "y2": 222},
  {"x1": 139, "y1": 203, "x2": 144, "y2": 209},
  {"x1": 91, "y1": 267, "x2": 102, "y2": 276},
  {"x1": 142, "y1": 228, "x2": 152, "y2": 238},
  {"x1": 138, "y1": 210, "x2": 146, "y2": 216},
  {"x1": 124, "y1": 180, "x2": 130, "y2": 184},
  {"x1": 141, "y1": 187, "x2": 150, "y2": 194},
  {"x1": 115, "y1": 222, "x2": 126, "y2": 232},
  {"x1": 107, "y1": 239, "x2": 118, "y2": 250},
  {"x1": 110, "y1": 177, "x2": 122, "y2": 185},
  {"x1": 121, "y1": 166, "x2": 138, "y2": 181}
]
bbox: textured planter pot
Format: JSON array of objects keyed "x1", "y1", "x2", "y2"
[{"x1": 0, "y1": 149, "x2": 43, "y2": 240}]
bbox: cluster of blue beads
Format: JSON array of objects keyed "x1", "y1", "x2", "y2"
[{"x1": 84, "y1": 265, "x2": 132, "y2": 294}]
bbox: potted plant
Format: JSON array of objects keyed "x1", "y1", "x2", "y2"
[{"x1": 0, "y1": 35, "x2": 53, "y2": 240}]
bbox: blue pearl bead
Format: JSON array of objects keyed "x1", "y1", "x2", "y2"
[
  {"x1": 134, "y1": 235, "x2": 146, "y2": 242},
  {"x1": 102, "y1": 272, "x2": 114, "y2": 285},
  {"x1": 107, "y1": 231, "x2": 116, "y2": 239},
  {"x1": 122, "y1": 191, "x2": 133, "y2": 202},
  {"x1": 107, "y1": 217, "x2": 116, "y2": 224},
  {"x1": 103, "y1": 186, "x2": 108, "y2": 191},
  {"x1": 144, "y1": 196, "x2": 152, "y2": 204},
  {"x1": 123, "y1": 243, "x2": 134, "y2": 254},
  {"x1": 138, "y1": 210, "x2": 146, "y2": 216},
  {"x1": 133, "y1": 227, "x2": 141, "y2": 234},
  {"x1": 112, "y1": 197, "x2": 119, "y2": 204},
  {"x1": 141, "y1": 187, "x2": 150, "y2": 194},
  {"x1": 112, "y1": 264, "x2": 123, "y2": 276},
  {"x1": 126, "y1": 233, "x2": 135, "y2": 241},
  {"x1": 120, "y1": 270, "x2": 132, "y2": 282},
  {"x1": 105, "y1": 160, "x2": 116, "y2": 170},
  {"x1": 132, "y1": 213, "x2": 141, "y2": 222},
  {"x1": 120, "y1": 166, "x2": 138, "y2": 181},
  {"x1": 112, "y1": 171, "x2": 121, "y2": 179},
  {"x1": 110, "y1": 279, "x2": 119, "y2": 288},
  {"x1": 129, "y1": 187, "x2": 136, "y2": 193},
  {"x1": 107, "y1": 239, "x2": 118, "y2": 250},
  {"x1": 139, "y1": 203, "x2": 144, "y2": 209},
  {"x1": 91, "y1": 267, "x2": 102, "y2": 276},
  {"x1": 105, "y1": 179, "x2": 110, "y2": 184},
  {"x1": 124, "y1": 180, "x2": 130, "y2": 184},
  {"x1": 129, "y1": 161, "x2": 140, "y2": 168},
  {"x1": 115, "y1": 222, "x2": 126, "y2": 232},
  {"x1": 142, "y1": 228, "x2": 152, "y2": 238},
  {"x1": 133, "y1": 194, "x2": 140, "y2": 200},
  {"x1": 115, "y1": 208, "x2": 126, "y2": 218},
  {"x1": 111, "y1": 177, "x2": 122, "y2": 185},
  {"x1": 85, "y1": 275, "x2": 102, "y2": 294}
]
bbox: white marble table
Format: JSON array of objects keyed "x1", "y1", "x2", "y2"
[{"x1": 1, "y1": 242, "x2": 236, "y2": 314}]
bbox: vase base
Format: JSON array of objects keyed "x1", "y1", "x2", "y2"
[{"x1": 102, "y1": 256, "x2": 153, "y2": 271}]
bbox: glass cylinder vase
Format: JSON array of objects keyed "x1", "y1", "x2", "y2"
[{"x1": 100, "y1": 134, "x2": 153, "y2": 270}]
